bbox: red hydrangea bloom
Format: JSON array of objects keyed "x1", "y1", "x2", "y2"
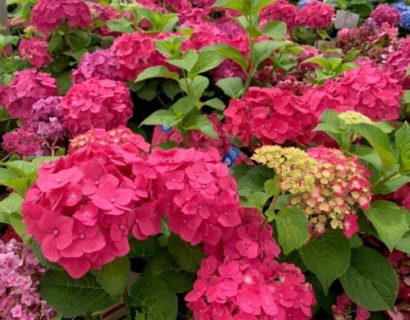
[
  {"x1": 384, "y1": 41, "x2": 410, "y2": 88},
  {"x1": 188, "y1": 208, "x2": 315, "y2": 319},
  {"x1": 23, "y1": 128, "x2": 151, "y2": 278},
  {"x1": 72, "y1": 49, "x2": 120, "y2": 84},
  {"x1": 62, "y1": 78, "x2": 133, "y2": 136},
  {"x1": 147, "y1": 147, "x2": 242, "y2": 247},
  {"x1": 112, "y1": 32, "x2": 169, "y2": 81},
  {"x1": 370, "y1": 4, "x2": 401, "y2": 27},
  {"x1": 223, "y1": 87, "x2": 318, "y2": 146},
  {"x1": 297, "y1": 45, "x2": 321, "y2": 73},
  {"x1": 3, "y1": 69, "x2": 57, "y2": 124},
  {"x1": 385, "y1": 184, "x2": 410, "y2": 211},
  {"x1": 295, "y1": 1, "x2": 334, "y2": 29},
  {"x1": 18, "y1": 38, "x2": 52, "y2": 68},
  {"x1": 260, "y1": 0, "x2": 297, "y2": 29},
  {"x1": 2, "y1": 128, "x2": 46, "y2": 157},
  {"x1": 31, "y1": 0, "x2": 92, "y2": 33},
  {"x1": 332, "y1": 293, "x2": 370, "y2": 320},
  {"x1": 1, "y1": 226, "x2": 22, "y2": 244},
  {"x1": 322, "y1": 63, "x2": 403, "y2": 121}
]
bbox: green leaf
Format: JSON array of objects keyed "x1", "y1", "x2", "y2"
[
  {"x1": 364, "y1": 201, "x2": 410, "y2": 251},
  {"x1": 340, "y1": 247, "x2": 398, "y2": 311},
  {"x1": 141, "y1": 110, "x2": 179, "y2": 127},
  {"x1": 0, "y1": 167, "x2": 19, "y2": 181},
  {"x1": 143, "y1": 250, "x2": 195, "y2": 293},
  {"x1": 250, "y1": 40, "x2": 288, "y2": 66},
  {"x1": 136, "y1": 81, "x2": 158, "y2": 101},
  {"x1": 216, "y1": 77, "x2": 244, "y2": 98},
  {"x1": 162, "y1": 80, "x2": 181, "y2": 100},
  {"x1": 0, "y1": 193, "x2": 23, "y2": 224},
  {"x1": 168, "y1": 234, "x2": 204, "y2": 272},
  {"x1": 262, "y1": 20, "x2": 287, "y2": 40},
  {"x1": 184, "y1": 114, "x2": 217, "y2": 138},
  {"x1": 170, "y1": 95, "x2": 197, "y2": 119},
  {"x1": 190, "y1": 50, "x2": 226, "y2": 75},
  {"x1": 48, "y1": 32, "x2": 63, "y2": 53},
  {"x1": 40, "y1": 271, "x2": 115, "y2": 317},
  {"x1": 106, "y1": 18, "x2": 134, "y2": 33},
  {"x1": 0, "y1": 177, "x2": 33, "y2": 196},
  {"x1": 136, "y1": 66, "x2": 179, "y2": 82},
  {"x1": 167, "y1": 50, "x2": 198, "y2": 72},
  {"x1": 96, "y1": 257, "x2": 130, "y2": 298},
  {"x1": 300, "y1": 230, "x2": 351, "y2": 294},
  {"x1": 372, "y1": 174, "x2": 410, "y2": 195},
  {"x1": 395, "y1": 232, "x2": 410, "y2": 253},
  {"x1": 129, "y1": 276, "x2": 178, "y2": 320},
  {"x1": 276, "y1": 207, "x2": 310, "y2": 255},
  {"x1": 212, "y1": 0, "x2": 246, "y2": 12},
  {"x1": 395, "y1": 122, "x2": 410, "y2": 171},
  {"x1": 351, "y1": 123, "x2": 397, "y2": 171},
  {"x1": 130, "y1": 237, "x2": 160, "y2": 259},
  {"x1": 191, "y1": 75, "x2": 209, "y2": 99},
  {"x1": 9, "y1": 212, "x2": 30, "y2": 242},
  {"x1": 201, "y1": 44, "x2": 249, "y2": 71},
  {"x1": 203, "y1": 98, "x2": 226, "y2": 111},
  {"x1": 156, "y1": 36, "x2": 186, "y2": 57}
]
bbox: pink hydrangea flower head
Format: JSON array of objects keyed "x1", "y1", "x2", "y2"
[
  {"x1": 112, "y1": 32, "x2": 169, "y2": 81},
  {"x1": 3, "y1": 69, "x2": 57, "y2": 124},
  {"x1": 23, "y1": 129, "x2": 152, "y2": 278},
  {"x1": 2, "y1": 128, "x2": 46, "y2": 157},
  {"x1": 295, "y1": 1, "x2": 334, "y2": 29},
  {"x1": 18, "y1": 38, "x2": 52, "y2": 68},
  {"x1": 72, "y1": 49, "x2": 120, "y2": 84},
  {"x1": 62, "y1": 78, "x2": 133, "y2": 136},
  {"x1": 0, "y1": 240, "x2": 55, "y2": 320},
  {"x1": 386, "y1": 184, "x2": 410, "y2": 211},
  {"x1": 332, "y1": 293, "x2": 370, "y2": 320},
  {"x1": 384, "y1": 40, "x2": 410, "y2": 87},
  {"x1": 324, "y1": 63, "x2": 403, "y2": 121},
  {"x1": 31, "y1": 0, "x2": 92, "y2": 33},
  {"x1": 388, "y1": 251, "x2": 410, "y2": 319},
  {"x1": 370, "y1": 4, "x2": 401, "y2": 27},
  {"x1": 260, "y1": 0, "x2": 297, "y2": 29},
  {"x1": 31, "y1": 96, "x2": 66, "y2": 140},
  {"x1": 223, "y1": 87, "x2": 318, "y2": 146}
]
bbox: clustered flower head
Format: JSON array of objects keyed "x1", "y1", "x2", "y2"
[
  {"x1": 295, "y1": 1, "x2": 334, "y2": 29},
  {"x1": 62, "y1": 78, "x2": 133, "y2": 136},
  {"x1": 72, "y1": 49, "x2": 120, "y2": 84},
  {"x1": 2, "y1": 69, "x2": 57, "y2": 124},
  {"x1": 31, "y1": 0, "x2": 92, "y2": 33},
  {"x1": 387, "y1": 251, "x2": 410, "y2": 320},
  {"x1": 292, "y1": 147, "x2": 372, "y2": 237},
  {"x1": 22, "y1": 128, "x2": 151, "y2": 278},
  {"x1": 18, "y1": 38, "x2": 52, "y2": 68},
  {"x1": 392, "y1": 2, "x2": 410, "y2": 30},
  {"x1": 187, "y1": 208, "x2": 315, "y2": 319},
  {"x1": 252, "y1": 146, "x2": 317, "y2": 194},
  {"x1": 260, "y1": 0, "x2": 297, "y2": 29},
  {"x1": 337, "y1": 110, "x2": 373, "y2": 125},
  {"x1": 224, "y1": 87, "x2": 319, "y2": 146},
  {"x1": 322, "y1": 63, "x2": 403, "y2": 121},
  {"x1": 0, "y1": 240, "x2": 55, "y2": 320},
  {"x1": 2, "y1": 128, "x2": 45, "y2": 157},
  {"x1": 384, "y1": 40, "x2": 410, "y2": 88},
  {"x1": 112, "y1": 32, "x2": 169, "y2": 81},
  {"x1": 370, "y1": 4, "x2": 401, "y2": 27},
  {"x1": 31, "y1": 96, "x2": 66, "y2": 141},
  {"x1": 332, "y1": 293, "x2": 371, "y2": 320},
  {"x1": 386, "y1": 184, "x2": 410, "y2": 211}
]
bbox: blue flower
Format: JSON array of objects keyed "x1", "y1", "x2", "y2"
[{"x1": 392, "y1": 2, "x2": 410, "y2": 29}]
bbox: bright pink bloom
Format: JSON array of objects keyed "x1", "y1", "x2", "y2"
[
  {"x1": 18, "y1": 38, "x2": 52, "y2": 68},
  {"x1": 112, "y1": 32, "x2": 169, "y2": 81},
  {"x1": 224, "y1": 87, "x2": 318, "y2": 146},
  {"x1": 2, "y1": 128, "x2": 45, "y2": 157},
  {"x1": 3, "y1": 69, "x2": 57, "y2": 124},
  {"x1": 370, "y1": 4, "x2": 401, "y2": 27},
  {"x1": 62, "y1": 78, "x2": 133, "y2": 136},
  {"x1": 31, "y1": 0, "x2": 92, "y2": 33},
  {"x1": 384, "y1": 40, "x2": 410, "y2": 88},
  {"x1": 260, "y1": 0, "x2": 297, "y2": 29},
  {"x1": 322, "y1": 63, "x2": 403, "y2": 121},
  {"x1": 296, "y1": 1, "x2": 334, "y2": 29}
]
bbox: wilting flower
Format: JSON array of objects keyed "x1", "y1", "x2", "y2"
[
  {"x1": 31, "y1": 0, "x2": 92, "y2": 33},
  {"x1": 0, "y1": 240, "x2": 55, "y2": 320},
  {"x1": 3, "y1": 69, "x2": 57, "y2": 124},
  {"x1": 332, "y1": 293, "x2": 371, "y2": 320},
  {"x1": 62, "y1": 78, "x2": 133, "y2": 136},
  {"x1": 18, "y1": 38, "x2": 52, "y2": 68}
]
